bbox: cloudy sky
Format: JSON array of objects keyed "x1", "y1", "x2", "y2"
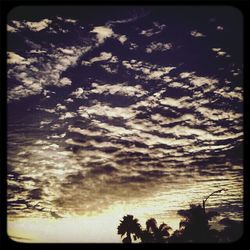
[{"x1": 7, "y1": 6, "x2": 243, "y2": 242}]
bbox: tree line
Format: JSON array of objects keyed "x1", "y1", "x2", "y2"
[{"x1": 117, "y1": 203, "x2": 243, "y2": 243}]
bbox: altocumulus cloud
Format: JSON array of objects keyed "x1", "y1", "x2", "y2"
[{"x1": 90, "y1": 26, "x2": 114, "y2": 43}]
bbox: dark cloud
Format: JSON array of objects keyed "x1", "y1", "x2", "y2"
[
  {"x1": 28, "y1": 188, "x2": 43, "y2": 199},
  {"x1": 90, "y1": 164, "x2": 118, "y2": 175},
  {"x1": 120, "y1": 175, "x2": 148, "y2": 183},
  {"x1": 66, "y1": 171, "x2": 85, "y2": 183},
  {"x1": 137, "y1": 170, "x2": 166, "y2": 178}
]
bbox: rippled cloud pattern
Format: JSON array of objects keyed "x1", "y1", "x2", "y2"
[{"x1": 7, "y1": 6, "x2": 243, "y2": 236}]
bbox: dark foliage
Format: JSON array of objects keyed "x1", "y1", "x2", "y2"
[{"x1": 117, "y1": 203, "x2": 243, "y2": 243}]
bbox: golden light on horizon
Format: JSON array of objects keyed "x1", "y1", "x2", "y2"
[
  {"x1": 8, "y1": 179, "x2": 242, "y2": 243},
  {"x1": 8, "y1": 208, "x2": 179, "y2": 243}
]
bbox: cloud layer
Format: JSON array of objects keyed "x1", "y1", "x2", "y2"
[{"x1": 7, "y1": 9, "x2": 243, "y2": 228}]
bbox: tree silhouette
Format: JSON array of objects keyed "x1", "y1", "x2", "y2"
[
  {"x1": 175, "y1": 204, "x2": 219, "y2": 242},
  {"x1": 117, "y1": 204, "x2": 242, "y2": 243},
  {"x1": 117, "y1": 215, "x2": 142, "y2": 243},
  {"x1": 218, "y1": 218, "x2": 243, "y2": 242},
  {"x1": 141, "y1": 218, "x2": 172, "y2": 243}
]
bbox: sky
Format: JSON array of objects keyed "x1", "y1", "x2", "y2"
[{"x1": 7, "y1": 6, "x2": 243, "y2": 243}]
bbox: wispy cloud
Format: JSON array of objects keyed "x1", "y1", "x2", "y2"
[
  {"x1": 122, "y1": 59, "x2": 176, "y2": 81},
  {"x1": 139, "y1": 21, "x2": 166, "y2": 37},
  {"x1": 89, "y1": 52, "x2": 113, "y2": 63}
]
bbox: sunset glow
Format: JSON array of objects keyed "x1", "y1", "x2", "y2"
[{"x1": 7, "y1": 6, "x2": 243, "y2": 243}]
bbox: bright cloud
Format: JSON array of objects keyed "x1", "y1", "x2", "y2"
[
  {"x1": 146, "y1": 42, "x2": 172, "y2": 53},
  {"x1": 7, "y1": 24, "x2": 18, "y2": 32},
  {"x1": 58, "y1": 48, "x2": 75, "y2": 55},
  {"x1": 117, "y1": 35, "x2": 127, "y2": 44},
  {"x1": 59, "y1": 112, "x2": 77, "y2": 120},
  {"x1": 25, "y1": 19, "x2": 52, "y2": 32},
  {"x1": 59, "y1": 77, "x2": 72, "y2": 86},
  {"x1": 81, "y1": 103, "x2": 136, "y2": 120},
  {"x1": 217, "y1": 26, "x2": 224, "y2": 30},
  {"x1": 212, "y1": 48, "x2": 228, "y2": 57},
  {"x1": 7, "y1": 52, "x2": 30, "y2": 65},
  {"x1": 8, "y1": 44, "x2": 92, "y2": 102},
  {"x1": 90, "y1": 26, "x2": 114, "y2": 43},
  {"x1": 90, "y1": 82, "x2": 147, "y2": 97},
  {"x1": 190, "y1": 30, "x2": 206, "y2": 37},
  {"x1": 90, "y1": 52, "x2": 113, "y2": 63},
  {"x1": 71, "y1": 88, "x2": 85, "y2": 99},
  {"x1": 122, "y1": 59, "x2": 176, "y2": 80}
]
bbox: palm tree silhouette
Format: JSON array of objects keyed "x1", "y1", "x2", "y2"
[
  {"x1": 176, "y1": 204, "x2": 219, "y2": 242},
  {"x1": 141, "y1": 218, "x2": 172, "y2": 243},
  {"x1": 117, "y1": 215, "x2": 142, "y2": 243},
  {"x1": 116, "y1": 203, "x2": 241, "y2": 243}
]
